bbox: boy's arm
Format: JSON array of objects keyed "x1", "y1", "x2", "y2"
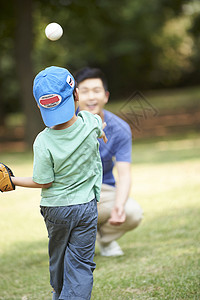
[{"x1": 11, "y1": 177, "x2": 53, "y2": 189}]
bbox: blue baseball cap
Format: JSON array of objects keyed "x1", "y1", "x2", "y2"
[{"x1": 33, "y1": 66, "x2": 75, "y2": 127}]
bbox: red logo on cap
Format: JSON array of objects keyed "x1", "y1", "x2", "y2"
[{"x1": 39, "y1": 94, "x2": 62, "y2": 108}]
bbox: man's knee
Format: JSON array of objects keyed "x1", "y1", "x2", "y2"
[{"x1": 124, "y1": 199, "x2": 143, "y2": 230}]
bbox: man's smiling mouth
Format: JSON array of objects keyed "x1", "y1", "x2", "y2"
[{"x1": 87, "y1": 103, "x2": 98, "y2": 110}]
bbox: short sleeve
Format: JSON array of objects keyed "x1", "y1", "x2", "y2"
[
  {"x1": 115, "y1": 124, "x2": 132, "y2": 162},
  {"x1": 33, "y1": 138, "x2": 54, "y2": 184},
  {"x1": 94, "y1": 114, "x2": 103, "y2": 138}
]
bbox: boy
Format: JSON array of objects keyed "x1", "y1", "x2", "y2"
[
  {"x1": 10, "y1": 66, "x2": 107, "y2": 300},
  {"x1": 75, "y1": 67, "x2": 143, "y2": 257}
]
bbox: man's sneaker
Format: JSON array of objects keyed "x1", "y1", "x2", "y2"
[{"x1": 98, "y1": 241, "x2": 124, "y2": 257}]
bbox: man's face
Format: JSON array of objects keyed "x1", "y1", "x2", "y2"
[{"x1": 78, "y1": 78, "x2": 109, "y2": 115}]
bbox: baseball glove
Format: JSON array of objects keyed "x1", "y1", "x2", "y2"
[{"x1": 0, "y1": 162, "x2": 15, "y2": 192}]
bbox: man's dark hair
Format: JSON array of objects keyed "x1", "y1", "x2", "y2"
[{"x1": 75, "y1": 67, "x2": 108, "y2": 91}]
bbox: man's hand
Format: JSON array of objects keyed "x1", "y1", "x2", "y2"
[{"x1": 108, "y1": 204, "x2": 126, "y2": 225}]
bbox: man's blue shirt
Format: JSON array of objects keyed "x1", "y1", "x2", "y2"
[{"x1": 99, "y1": 110, "x2": 132, "y2": 187}]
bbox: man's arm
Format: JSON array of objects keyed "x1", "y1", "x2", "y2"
[
  {"x1": 108, "y1": 162, "x2": 131, "y2": 225},
  {"x1": 11, "y1": 177, "x2": 53, "y2": 189}
]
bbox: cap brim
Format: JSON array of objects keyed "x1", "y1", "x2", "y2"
[{"x1": 40, "y1": 95, "x2": 75, "y2": 127}]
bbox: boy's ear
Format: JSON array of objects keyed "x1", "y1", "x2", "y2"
[
  {"x1": 74, "y1": 88, "x2": 79, "y2": 113},
  {"x1": 74, "y1": 88, "x2": 79, "y2": 102}
]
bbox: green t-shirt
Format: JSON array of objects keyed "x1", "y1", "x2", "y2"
[{"x1": 33, "y1": 111, "x2": 103, "y2": 207}]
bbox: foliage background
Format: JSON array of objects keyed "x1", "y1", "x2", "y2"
[{"x1": 1, "y1": 0, "x2": 200, "y2": 145}]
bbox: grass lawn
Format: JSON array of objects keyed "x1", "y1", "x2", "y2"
[{"x1": 0, "y1": 135, "x2": 200, "y2": 299}]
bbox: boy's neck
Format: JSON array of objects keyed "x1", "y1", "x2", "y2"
[{"x1": 51, "y1": 114, "x2": 78, "y2": 130}]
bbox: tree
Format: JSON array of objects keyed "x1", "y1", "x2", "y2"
[{"x1": 15, "y1": 0, "x2": 43, "y2": 147}]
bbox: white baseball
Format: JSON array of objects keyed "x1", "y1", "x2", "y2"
[{"x1": 45, "y1": 23, "x2": 63, "y2": 41}]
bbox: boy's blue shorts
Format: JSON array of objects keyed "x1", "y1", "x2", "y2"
[{"x1": 41, "y1": 198, "x2": 98, "y2": 300}]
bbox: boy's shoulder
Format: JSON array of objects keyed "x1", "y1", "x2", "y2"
[
  {"x1": 78, "y1": 110, "x2": 95, "y2": 119},
  {"x1": 78, "y1": 110, "x2": 102, "y2": 125},
  {"x1": 78, "y1": 110, "x2": 92, "y2": 118},
  {"x1": 33, "y1": 127, "x2": 49, "y2": 146}
]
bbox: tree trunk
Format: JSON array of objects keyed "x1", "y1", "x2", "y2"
[{"x1": 15, "y1": 0, "x2": 43, "y2": 148}]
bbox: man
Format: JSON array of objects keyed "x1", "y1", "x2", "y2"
[{"x1": 75, "y1": 67, "x2": 143, "y2": 257}]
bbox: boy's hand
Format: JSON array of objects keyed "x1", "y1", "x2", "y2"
[
  {"x1": 99, "y1": 122, "x2": 108, "y2": 143},
  {"x1": 100, "y1": 131, "x2": 108, "y2": 143},
  {"x1": 0, "y1": 163, "x2": 15, "y2": 192},
  {"x1": 102, "y1": 122, "x2": 107, "y2": 130}
]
